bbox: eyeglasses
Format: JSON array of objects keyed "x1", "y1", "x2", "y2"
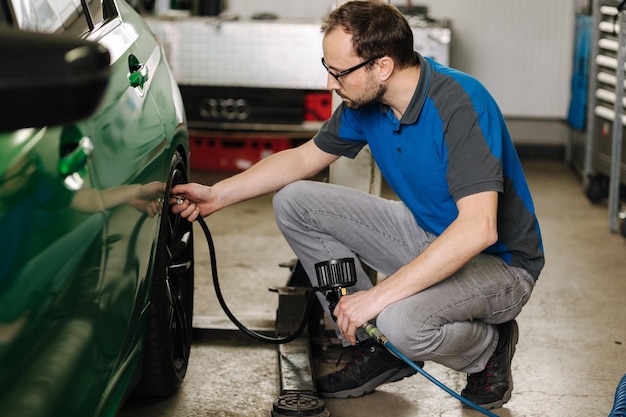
[{"x1": 321, "y1": 56, "x2": 381, "y2": 83}]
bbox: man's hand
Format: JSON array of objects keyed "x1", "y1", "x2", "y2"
[
  {"x1": 169, "y1": 182, "x2": 216, "y2": 221},
  {"x1": 333, "y1": 289, "x2": 385, "y2": 345}
]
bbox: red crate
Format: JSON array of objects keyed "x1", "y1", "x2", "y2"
[
  {"x1": 189, "y1": 133, "x2": 292, "y2": 172},
  {"x1": 304, "y1": 91, "x2": 332, "y2": 121}
]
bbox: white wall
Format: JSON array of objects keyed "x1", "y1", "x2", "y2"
[
  {"x1": 409, "y1": 0, "x2": 575, "y2": 119},
  {"x1": 225, "y1": 0, "x2": 576, "y2": 119},
  {"x1": 226, "y1": 0, "x2": 334, "y2": 19}
]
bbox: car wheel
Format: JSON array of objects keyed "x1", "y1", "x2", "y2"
[{"x1": 136, "y1": 150, "x2": 194, "y2": 396}]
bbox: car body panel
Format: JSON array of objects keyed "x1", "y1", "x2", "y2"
[{"x1": 0, "y1": 1, "x2": 190, "y2": 416}]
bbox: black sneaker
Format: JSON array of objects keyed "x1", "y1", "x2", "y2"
[
  {"x1": 316, "y1": 338, "x2": 423, "y2": 399},
  {"x1": 461, "y1": 320, "x2": 519, "y2": 410}
]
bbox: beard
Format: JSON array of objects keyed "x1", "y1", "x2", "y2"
[{"x1": 339, "y1": 78, "x2": 386, "y2": 110}]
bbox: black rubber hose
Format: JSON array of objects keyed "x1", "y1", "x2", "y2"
[{"x1": 197, "y1": 216, "x2": 320, "y2": 344}]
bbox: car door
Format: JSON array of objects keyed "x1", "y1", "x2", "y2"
[
  {"x1": 78, "y1": 2, "x2": 193, "y2": 409},
  {"x1": 75, "y1": 0, "x2": 171, "y2": 370},
  {"x1": 0, "y1": 1, "x2": 171, "y2": 416},
  {"x1": 0, "y1": 3, "x2": 111, "y2": 416}
]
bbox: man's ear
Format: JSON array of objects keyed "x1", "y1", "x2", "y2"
[{"x1": 378, "y1": 56, "x2": 394, "y2": 81}]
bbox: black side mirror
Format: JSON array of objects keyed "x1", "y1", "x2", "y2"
[{"x1": 0, "y1": 28, "x2": 111, "y2": 132}]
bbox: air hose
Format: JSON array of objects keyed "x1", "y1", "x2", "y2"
[
  {"x1": 609, "y1": 374, "x2": 626, "y2": 417},
  {"x1": 197, "y1": 215, "x2": 320, "y2": 344},
  {"x1": 362, "y1": 323, "x2": 500, "y2": 417},
  {"x1": 196, "y1": 216, "x2": 498, "y2": 415}
]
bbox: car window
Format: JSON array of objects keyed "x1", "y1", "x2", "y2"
[
  {"x1": 9, "y1": 0, "x2": 104, "y2": 35},
  {"x1": 83, "y1": 0, "x2": 104, "y2": 29}
]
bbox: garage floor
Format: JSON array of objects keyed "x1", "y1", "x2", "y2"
[{"x1": 118, "y1": 159, "x2": 626, "y2": 417}]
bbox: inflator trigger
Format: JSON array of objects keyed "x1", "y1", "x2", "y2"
[{"x1": 314, "y1": 258, "x2": 358, "y2": 320}]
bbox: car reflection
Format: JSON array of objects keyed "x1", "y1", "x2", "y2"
[{"x1": 0, "y1": 153, "x2": 165, "y2": 337}]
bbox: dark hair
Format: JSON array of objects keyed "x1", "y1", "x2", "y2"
[{"x1": 321, "y1": 0, "x2": 417, "y2": 70}]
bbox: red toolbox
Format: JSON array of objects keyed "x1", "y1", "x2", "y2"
[{"x1": 189, "y1": 131, "x2": 293, "y2": 172}]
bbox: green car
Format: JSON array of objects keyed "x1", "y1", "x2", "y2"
[{"x1": 0, "y1": 1, "x2": 195, "y2": 416}]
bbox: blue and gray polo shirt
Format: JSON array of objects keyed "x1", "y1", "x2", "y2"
[{"x1": 314, "y1": 53, "x2": 544, "y2": 280}]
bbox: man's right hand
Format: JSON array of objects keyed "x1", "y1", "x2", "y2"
[{"x1": 169, "y1": 182, "x2": 214, "y2": 221}]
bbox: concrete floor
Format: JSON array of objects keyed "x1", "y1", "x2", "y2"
[{"x1": 119, "y1": 159, "x2": 626, "y2": 417}]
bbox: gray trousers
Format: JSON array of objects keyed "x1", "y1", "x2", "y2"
[{"x1": 273, "y1": 180, "x2": 535, "y2": 374}]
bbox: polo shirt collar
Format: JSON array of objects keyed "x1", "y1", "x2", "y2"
[{"x1": 378, "y1": 52, "x2": 430, "y2": 125}]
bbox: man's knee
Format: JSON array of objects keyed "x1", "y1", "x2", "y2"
[
  {"x1": 275, "y1": 178, "x2": 316, "y2": 202},
  {"x1": 376, "y1": 301, "x2": 447, "y2": 360},
  {"x1": 273, "y1": 181, "x2": 304, "y2": 217},
  {"x1": 273, "y1": 180, "x2": 322, "y2": 229},
  {"x1": 377, "y1": 305, "x2": 428, "y2": 353}
]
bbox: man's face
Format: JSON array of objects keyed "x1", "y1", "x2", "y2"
[{"x1": 322, "y1": 29, "x2": 386, "y2": 109}]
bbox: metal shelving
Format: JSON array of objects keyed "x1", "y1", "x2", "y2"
[{"x1": 584, "y1": 0, "x2": 626, "y2": 235}]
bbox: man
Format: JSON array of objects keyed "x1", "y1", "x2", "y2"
[{"x1": 171, "y1": 0, "x2": 544, "y2": 410}]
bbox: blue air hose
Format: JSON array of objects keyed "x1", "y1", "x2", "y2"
[
  {"x1": 609, "y1": 374, "x2": 626, "y2": 417},
  {"x1": 362, "y1": 323, "x2": 500, "y2": 417}
]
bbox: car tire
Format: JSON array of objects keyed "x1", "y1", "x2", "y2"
[{"x1": 135, "y1": 150, "x2": 194, "y2": 397}]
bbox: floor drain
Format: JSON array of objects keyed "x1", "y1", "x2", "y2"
[{"x1": 271, "y1": 393, "x2": 329, "y2": 417}]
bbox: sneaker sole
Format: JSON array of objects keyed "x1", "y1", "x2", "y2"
[
  {"x1": 318, "y1": 365, "x2": 418, "y2": 399},
  {"x1": 462, "y1": 320, "x2": 519, "y2": 410}
]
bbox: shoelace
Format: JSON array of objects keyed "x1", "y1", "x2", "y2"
[
  {"x1": 335, "y1": 345, "x2": 368, "y2": 374},
  {"x1": 468, "y1": 329, "x2": 509, "y2": 393},
  {"x1": 469, "y1": 363, "x2": 494, "y2": 392}
]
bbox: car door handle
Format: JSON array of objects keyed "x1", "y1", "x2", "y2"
[
  {"x1": 128, "y1": 54, "x2": 149, "y2": 89},
  {"x1": 58, "y1": 135, "x2": 93, "y2": 177}
]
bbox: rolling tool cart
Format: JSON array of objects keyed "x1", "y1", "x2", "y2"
[{"x1": 585, "y1": 0, "x2": 626, "y2": 236}]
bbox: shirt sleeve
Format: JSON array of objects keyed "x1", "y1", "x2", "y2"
[
  {"x1": 313, "y1": 104, "x2": 367, "y2": 159},
  {"x1": 444, "y1": 103, "x2": 504, "y2": 201}
]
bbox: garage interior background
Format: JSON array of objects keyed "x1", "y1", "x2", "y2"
[
  {"x1": 226, "y1": 0, "x2": 577, "y2": 119},
  {"x1": 142, "y1": 0, "x2": 589, "y2": 170}
]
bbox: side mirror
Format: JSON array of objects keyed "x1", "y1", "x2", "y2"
[{"x1": 0, "y1": 28, "x2": 111, "y2": 132}]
